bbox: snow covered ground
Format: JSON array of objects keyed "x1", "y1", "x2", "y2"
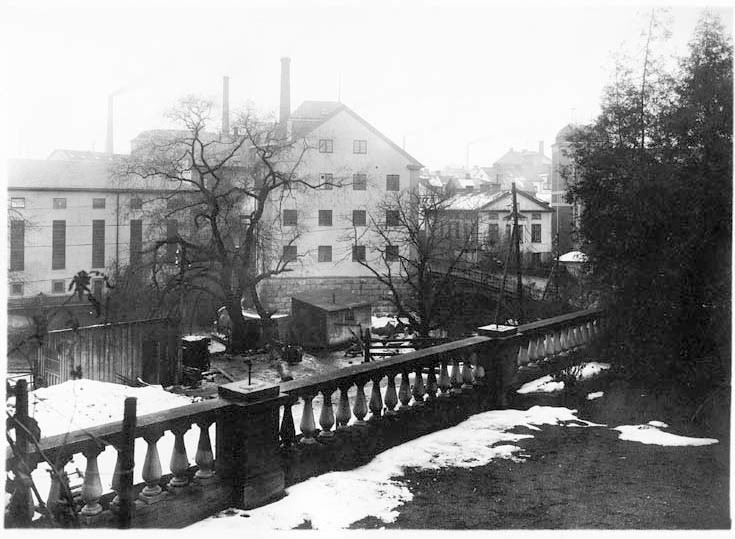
[
  {"x1": 614, "y1": 421, "x2": 719, "y2": 446},
  {"x1": 189, "y1": 406, "x2": 602, "y2": 530}
]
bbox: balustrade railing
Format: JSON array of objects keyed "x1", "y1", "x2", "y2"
[{"x1": 6, "y1": 307, "x2": 604, "y2": 528}]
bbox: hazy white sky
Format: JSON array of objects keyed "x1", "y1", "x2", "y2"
[{"x1": 2, "y1": 0, "x2": 732, "y2": 170}]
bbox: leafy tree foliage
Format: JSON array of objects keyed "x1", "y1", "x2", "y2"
[{"x1": 566, "y1": 12, "x2": 732, "y2": 392}]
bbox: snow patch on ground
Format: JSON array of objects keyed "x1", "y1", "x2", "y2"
[
  {"x1": 190, "y1": 405, "x2": 597, "y2": 530},
  {"x1": 517, "y1": 362, "x2": 611, "y2": 394},
  {"x1": 586, "y1": 391, "x2": 605, "y2": 400},
  {"x1": 614, "y1": 423, "x2": 718, "y2": 446}
]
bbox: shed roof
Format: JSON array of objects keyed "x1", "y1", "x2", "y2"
[{"x1": 292, "y1": 290, "x2": 372, "y2": 312}]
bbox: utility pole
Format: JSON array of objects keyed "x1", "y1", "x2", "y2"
[{"x1": 512, "y1": 182, "x2": 524, "y2": 323}]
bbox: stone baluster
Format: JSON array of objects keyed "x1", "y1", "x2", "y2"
[
  {"x1": 450, "y1": 358, "x2": 462, "y2": 394},
  {"x1": 398, "y1": 370, "x2": 412, "y2": 408},
  {"x1": 168, "y1": 424, "x2": 190, "y2": 491},
  {"x1": 412, "y1": 366, "x2": 426, "y2": 406},
  {"x1": 579, "y1": 323, "x2": 588, "y2": 344},
  {"x1": 384, "y1": 373, "x2": 399, "y2": 415},
  {"x1": 544, "y1": 334, "x2": 554, "y2": 357},
  {"x1": 425, "y1": 365, "x2": 438, "y2": 400},
  {"x1": 353, "y1": 379, "x2": 369, "y2": 424},
  {"x1": 300, "y1": 393, "x2": 317, "y2": 443},
  {"x1": 279, "y1": 398, "x2": 297, "y2": 447},
  {"x1": 47, "y1": 457, "x2": 72, "y2": 518},
  {"x1": 586, "y1": 321, "x2": 594, "y2": 341},
  {"x1": 568, "y1": 327, "x2": 578, "y2": 349},
  {"x1": 560, "y1": 329, "x2": 568, "y2": 351},
  {"x1": 195, "y1": 420, "x2": 215, "y2": 480},
  {"x1": 140, "y1": 430, "x2": 164, "y2": 503},
  {"x1": 527, "y1": 338, "x2": 537, "y2": 362},
  {"x1": 80, "y1": 446, "x2": 105, "y2": 516},
  {"x1": 517, "y1": 345, "x2": 527, "y2": 366},
  {"x1": 335, "y1": 385, "x2": 352, "y2": 428},
  {"x1": 369, "y1": 376, "x2": 384, "y2": 420},
  {"x1": 318, "y1": 388, "x2": 336, "y2": 438},
  {"x1": 553, "y1": 331, "x2": 563, "y2": 354},
  {"x1": 472, "y1": 352, "x2": 485, "y2": 383},
  {"x1": 461, "y1": 357, "x2": 474, "y2": 389},
  {"x1": 438, "y1": 360, "x2": 451, "y2": 397}
]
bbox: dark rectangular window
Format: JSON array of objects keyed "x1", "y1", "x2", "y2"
[
  {"x1": 166, "y1": 219, "x2": 178, "y2": 261},
  {"x1": 385, "y1": 245, "x2": 399, "y2": 262},
  {"x1": 487, "y1": 211, "x2": 499, "y2": 220},
  {"x1": 532, "y1": 212, "x2": 542, "y2": 220},
  {"x1": 385, "y1": 210, "x2": 400, "y2": 227},
  {"x1": 52, "y1": 280, "x2": 65, "y2": 294},
  {"x1": 319, "y1": 139, "x2": 333, "y2": 153},
  {"x1": 92, "y1": 279, "x2": 104, "y2": 298},
  {"x1": 283, "y1": 245, "x2": 297, "y2": 262},
  {"x1": 352, "y1": 210, "x2": 367, "y2": 227},
  {"x1": 130, "y1": 197, "x2": 143, "y2": 210},
  {"x1": 53, "y1": 198, "x2": 67, "y2": 209},
  {"x1": 92, "y1": 220, "x2": 105, "y2": 268},
  {"x1": 10, "y1": 220, "x2": 24, "y2": 271},
  {"x1": 532, "y1": 223, "x2": 542, "y2": 243},
  {"x1": 353, "y1": 140, "x2": 367, "y2": 154},
  {"x1": 318, "y1": 210, "x2": 333, "y2": 226},
  {"x1": 92, "y1": 198, "x2": 106, "y2": 209},
  {"x1": 320, "y1": 173, "x2": 333, "y2": 190},
  {"x1": 386, "y1": 174, "x2": 400, "y2": 191},
  {"x1": 130, "y1": 219, "x2": 143, "y2": 265},
  {"x1": 283, "y1": 209, "x2": 298, "y2": 226},
  {"x1": 11, "y1": 197, "x2": 25, "y2": 208},
  {"x1": 318, "y1": 245, "x2": 332, "y2": 262},
  {"x1": 353, "y1": 174, "x2": 367, "y2": 190},
  {"x1": 52, "y1": 220, "x2": 66, "y2": 269},
  {"x1": 352, "y1": 245, "x2": 366, "y2": 262},
  {"x1": 10, "y1": 283, "x2": 23, "y2": 296}
]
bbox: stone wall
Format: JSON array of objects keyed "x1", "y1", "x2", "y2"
[{"x1": 258, "y1": 276, "x2": 404, "y2": 315}]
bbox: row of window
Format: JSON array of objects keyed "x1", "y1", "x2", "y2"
[
  {"x1": 443, "y1": 223, "x2": 543, "y2": 243},
  {"x1": 317, "y1": 173, "x2": 400, "y2": 191},
  {"x1": 282, "y1": 244, "x2": 399, "y2": 263},
  {"x1": 318, "y1": 139, "x2": 369, "y2": 154},
  {"x1": 9, "y1": 278, "x2": 105, "y2": 298},
  {"x1": 10, "y1": 197, "x2": 146, "y2": 210},
  {"x1": 283, "y1": 209, "x2": 401, "y2": 227},
  {"x1": 9, "y1": 219, "x2": 145, "y2": 272}
]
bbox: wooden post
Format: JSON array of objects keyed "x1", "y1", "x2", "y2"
[
  {"x1": 118, "y1": 397, "x2": 136, "y2": 528},
  {"x1": 8, "y1": 379, "x2": 34, "y2": 527},
  {"x1": 511, "y1": 181, "x2": 524, "y2": 323}
]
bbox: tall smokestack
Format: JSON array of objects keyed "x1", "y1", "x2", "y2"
[
  {"x1": 105, "y1": 95, "x2": 114, "y2": 154},
  {"x1": 538, "y1": 140, "x2": 544, "y2": 157},
  {"x1": 222, "y1": 76, "x2": 230, "y2": 136},
  {"x1": 280, "y1": 57, "x2": 291, "y2": 125}
]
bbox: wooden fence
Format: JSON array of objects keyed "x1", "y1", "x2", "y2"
[{"x1": 37, "y1": 318, "x2": 179, "y2": 387}]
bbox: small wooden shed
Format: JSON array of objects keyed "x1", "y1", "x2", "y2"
[
  {"x1": 290, "y1": 290, "x2": 371, "y2": 348},
  {"x1": 37, "y1": 318, "x2": 179, "y2": 387}
]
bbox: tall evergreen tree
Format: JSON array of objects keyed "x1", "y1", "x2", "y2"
[{"x1": 566, "y1": 11, "x2": 732, "y2": 391}]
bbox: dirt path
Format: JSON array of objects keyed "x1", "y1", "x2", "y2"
[{"x1": 352, "y1": 379, "x2": 730, "y2": 529}]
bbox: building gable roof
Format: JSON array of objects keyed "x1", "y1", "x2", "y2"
[
  {"x1": 289, "y1": 100, "x2": 423, "y2": 168},
  {"x1": 447, "y1": 189, "x2": 552, "y2": 212}
]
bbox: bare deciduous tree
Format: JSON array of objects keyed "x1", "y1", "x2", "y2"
[{"x1": 124, "y1": 97, "x2": 339, "y2": 351}]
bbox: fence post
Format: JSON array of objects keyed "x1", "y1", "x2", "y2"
[
  {"x1": 118, "y1": 397, "x2": 137, "y2": 528},
  {"x1": 8, "y1": 379, "x2": 35, "y2": 527}
]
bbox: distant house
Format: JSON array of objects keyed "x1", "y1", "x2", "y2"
[
  {"x1": 489, "y1": 142, "x2": 551, "y2": 195},
  {"x1": 437, "y1": 189, "x2": 554, "y2": 265}
]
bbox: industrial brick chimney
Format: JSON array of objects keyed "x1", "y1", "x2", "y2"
[
  {"x1": 222, "y1": 75, "x2": 230, "y2": 136},
  {"x1": 105, "y1": 95, "x2": 114, "y2": 154},
  {"x1": 538, "y1": 140, "x2": 544, "y2": 157},
  {"x1": 280, "y1": 57, "x2": 291, "y2": 125}
]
